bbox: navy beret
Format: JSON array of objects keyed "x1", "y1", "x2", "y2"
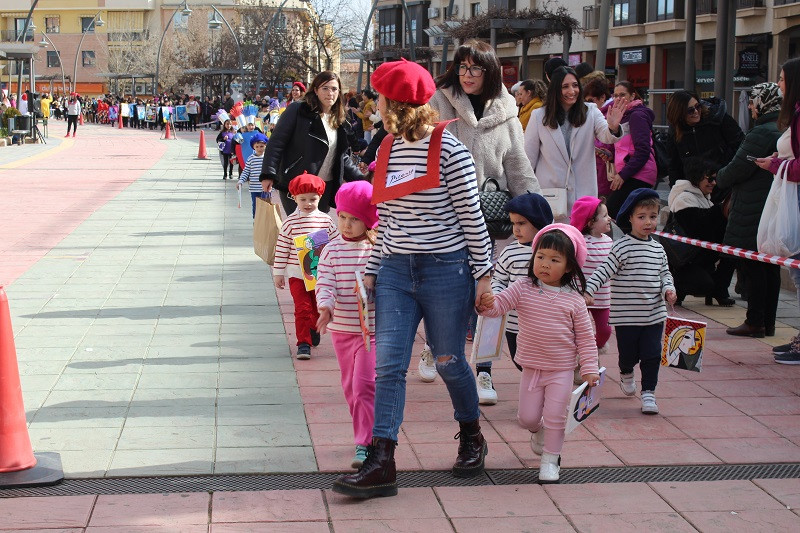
[
  {"x1": 617, "y1": 188, "x2": 660, "y2": 222},
  {"x1": 504, "y1": 193, "x2": 554, "y2": 232}
]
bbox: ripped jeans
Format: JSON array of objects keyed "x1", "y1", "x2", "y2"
[{"x1": 372, "y1": 249, "x2": 481, "y2": 442}]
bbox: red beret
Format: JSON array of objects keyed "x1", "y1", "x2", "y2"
[
  {"x1": 293, "y1": 81, "x2": 306, "y2": 92},
  {"x1": 371, "y1": 58, "x2": 435, "y2": 105},
  {"x1": 288, "y1": 172, "x2": 325, "y2": 197}
]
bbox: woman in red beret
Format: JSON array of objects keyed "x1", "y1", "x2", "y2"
[
  {"x1": 259, "y1": 71, "x2": 362, "y2": 214},
  {"x1": 332, "y1": 59, "x2": 493, "y2": 500},
  {"x1": 289, "y1": 81, "x2": 306, "y2": 104}
]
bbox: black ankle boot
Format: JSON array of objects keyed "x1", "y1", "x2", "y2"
[
  {"x1": 452, "y1": 419, "x2": 488, "y2": 478},
  {"x1": 332, "y1": 437, "x2": 397, "y2": 499}
]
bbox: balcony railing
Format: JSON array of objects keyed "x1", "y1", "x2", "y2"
[
  {"x1": 774, "y1": 0, "x2": 798, "y2": 6},
  {"x1": 698, "y1": 0, "x2": 765, "y2": 14},
  {"x1": 583, "y1": 5, "x2": 600, "y2": 30},
  {"x1": 108, "y1": 31, "x2": 149, "y2": 42},
  {"x1": 1, "y1": 30, "x2": 34, "y2": 42}
]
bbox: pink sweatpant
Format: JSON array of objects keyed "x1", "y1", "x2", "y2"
[
  {"x1": 517, "y1": 368, "x2": 574, "y2": 455},
  {"x1": 590, "y1": 307, "x2": 612, "y2": 349},
  {"x1": 331, "y1": 331, "x2": 376, "y2": 446}
]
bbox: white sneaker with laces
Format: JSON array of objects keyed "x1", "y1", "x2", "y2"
[
  {"x1": 619, "y1": 372, "x2": 636, "y2": 396},
  {"x1": 538, "y1": 452, "x2": 560, "y2": 483},
  {"x1": 417, "y1": 348, "x2": 437, "y2": 383},
  {"x1": 477, "y1": 371, "x2": 498, "y2": 405},
  {"x1": 641, "y1": 390, "x2": 659, "y2": 414}
]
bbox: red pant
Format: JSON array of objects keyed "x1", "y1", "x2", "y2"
[
  {"x1": 289, "y1": 277, "x2": 320, "y2": 346},
  {"x1": 590, "y1": 307, "x2": 612, "y2": 349}
]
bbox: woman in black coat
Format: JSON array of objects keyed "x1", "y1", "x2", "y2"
[
  {"x1": 716, "y1": 83, "x2": 783, "y2": 338},
  {"x1": 259, "y1": 71, "x2": 363, "y2": 214}
]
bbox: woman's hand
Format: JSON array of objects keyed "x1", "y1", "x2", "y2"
[
  {"x1": 261, "y1": 178, "x2": 273, "y2": 193},
  {"x1": 610, "y1": 174, "x2": 624, "y2": 191},
  {"x1": 606, "y1": 98, "x2": 627, "y2": 133},
  {"x1": 475, "y1": 276, "x2": 493, "y2": 312},
  {"x1": 755, "y1": 152, "x2": 778, "y2": 171},
  {"x1": 316, "y1": 308, "x2": 332, "y2": 335},
  {"x1": 363, "y1": 274, "x2": 376, "y2": 302},
  {"x1": 584, "y1": 293, "x2": 594, "y2": 306},
  {"x1": 582, "y1": 373, "x2": 600, "y2": 387}
]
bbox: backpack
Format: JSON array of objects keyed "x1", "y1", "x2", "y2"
[{"x1": 651, "y1": 127, "x2": 670, "y2": 183}]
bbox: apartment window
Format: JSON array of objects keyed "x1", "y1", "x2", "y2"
[
  {"x1": 47, "y1": 51, "x2": 60, "y2": 68},
  {"x1": 378, "y1": 8, "x2": 401, "y2": 47},
  {"x1": 655, "y1": 0, "x2": 675, "y2": 20},
  {"x1": 82, "y1": 51, "x2": 96, "y2": 67},
  {"x1": 471, "y1": 2, "x2": 482, "y2": 16},
  {"x1": 488, "y1": 0, "x2": 516, "y2": 9},
  {"x1": 701, "y1": 44, "x2": 715, "y2": 71},
  {"x1": 81, "y1": 17, "x2": 97, "y2": 33},
  {"x1": 15, "y1": 18, "x2": 34, "y2": 41},
  {"x1": 613, "y1": 0, "x2": 631, "y2": 25},
  {"x1": 45, "y1": 16, "x2": 60, "y2": 33}
]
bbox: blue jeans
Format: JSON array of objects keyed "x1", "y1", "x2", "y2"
[
  {"x1": 250, "y1": 191, "x2": 266, "y2": 218},
  {"x1": 791, "y1": 254, "x2": 800, "y2": 312},
  {"x1": 373, "y1": 249, "x2": 481, "y2": 442}
]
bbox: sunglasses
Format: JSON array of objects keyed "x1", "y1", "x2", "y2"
[{"x1": 686, "y1": 104, "x2": 702, "y2": 115}]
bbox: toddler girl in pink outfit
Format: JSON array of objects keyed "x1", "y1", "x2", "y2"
[
  {"x1": 479, "y1": 224, "x2": 599, "y2": 483},
  {"x1": 315, "y1": 181, "x2": 378, "y2": 469}
]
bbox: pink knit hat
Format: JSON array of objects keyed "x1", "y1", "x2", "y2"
[
  {"x1": 335, "y1": 181, "x2": 379, "y2": 229},
  {"x1": 531, "y1": 223, "x2": 588, "y2": 268},
  {"x1": 570, "y1": 196, "x2": 602, "y2": 233}
]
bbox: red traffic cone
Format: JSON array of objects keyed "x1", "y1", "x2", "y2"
[
  {"x1": 79, "y1": 113, "x2": 84, "y2": 126},
  {"x1": 163, "y1": 122, "x2": 172, "y2": 140},
  {"x1": 118, "y1": 113, "x2": 123, "y2": 129},
  {"x1": 197, "y1": 130, "x2": 209, "y2": 159},
  {"x1": 0, "y1": 286, "x2": 64, "y2": 488}
]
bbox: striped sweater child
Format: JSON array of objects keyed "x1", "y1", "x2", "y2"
[
  {"x1": 315, "y1": 237, "x2": 375, "y2": 335},
  {"x1": 365, "y1": 130, "x2": 492, "y2": 279},
  {"x1": 274, "y1": 210, "x2": 338, "y2": 280},
  {"x1": 491, "y1": 241, "x2": 532, "y2": 334},
  {"x1": 583, "y1": 234, "x2": 612, "y2": 309},
  {"x1": 585, "y1": 234, "x2": 675, "y2": 326},
  {"x1": 239, "y1": 153, "x2": 265, "y2": 192}
]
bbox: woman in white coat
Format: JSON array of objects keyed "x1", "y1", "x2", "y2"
[
  {"x1": 430, "y1": 39, "x2": 540, "y2": 198},
  {"x1": 524, "y1": 66, "x2": 626, "y2": 221}
]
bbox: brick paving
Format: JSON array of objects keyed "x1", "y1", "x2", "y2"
[{"x1": 1, "y1": 125, "x2": 800, "y2": 531}]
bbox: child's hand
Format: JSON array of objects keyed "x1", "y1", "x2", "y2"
[
  {"x1": 582, "y1": 373, "x2": 600, "y2": 387},
  {"x1": 584, "y1": 293, "x2": 594, "y2": 306},
  {"x1": 316, "y1": 308, "x2": 332, "y2": 335},
  {"x1": 273, "y1": 274, "x2": 285, "y2": 289},
  {"x1": 477, "y1": 292, "x2": 494, "y2": 312},
  {"x1": 665, "y1": 290, "x2": 677, "y2": 305},
  {"x1": 364, "y1": 274, "x2": 376, "y2": 302},
  {"x1": 235, "y1": 182, "x2": 240, "y2": 190}
]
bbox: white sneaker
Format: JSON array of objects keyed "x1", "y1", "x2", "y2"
[
  {"x1": 619, "y1": 372, "x2": 636, "y2": 396},
  {"x1": 641, "y1": 390, "x2": 659, "y2": 414},
  {"x1": 418, "y1": 348, "x2": 437, "y2": 383},
  {"x1": 530, "y1": 421, "x2": 544, "y2": 455},
  {"x1": 538, "y1": 452, "x2": 560, "y2": 483},
  {"x1": 477, "y1": 372, "x2": 498, "y2": 405}
]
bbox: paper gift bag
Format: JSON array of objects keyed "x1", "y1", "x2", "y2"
[
  {"x1": 253, "y1": 197, "x2": 281, "y2": 265},
  {"x1": 661, "y1": 316, "x2": 706, "y2": 372}
]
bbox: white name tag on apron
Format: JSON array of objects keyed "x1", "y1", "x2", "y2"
[{"x1": 385, "y1": 166, "x2": 416, "y2": 188}]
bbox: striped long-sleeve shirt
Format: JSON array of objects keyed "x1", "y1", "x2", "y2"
[
  {"x1": 365, "y1": 130, "x2": 492, "y2": 280},
  {"x1": 582, "y1": 234, "x2": 613, "y2": 309},
  {"x1": 239, "y1": 153, "x2": 265, "y2": 193},
  {"x1": 315, "y1": 236, "x2": 375, "y2": 335},
  {"x1": 491, "y1": 240, "x2": 532, "y2": 334},
  {"x1": 483, "y1": 278, "x2": 599, "y2": 374},
  {"x1": 273, "y1": 210, "x2": 338, "y2": 279},
  {"x1": 585, "y1": 234, "x2": 675, "y2": 326}
]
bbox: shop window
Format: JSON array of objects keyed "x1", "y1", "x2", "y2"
[
  {"x1": 47, "y1": 51, "x2": 60, "y2": 68},
  {"x1": 82, "y1": 51, "x2": 96, "y2": 67},
  {"x1": 45, "y1": 16, "x2": 60, "y2": 34}
]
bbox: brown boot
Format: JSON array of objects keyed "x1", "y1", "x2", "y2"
[
  {"x1": 332, "y1": 437, "x2": 397, "y2": 499},
  {"x1": 726, "y1": 322, "x2": 765, "y2": 338},
  {"x1": 452, "y1": 419, "x2": 488, "y2": 478}
]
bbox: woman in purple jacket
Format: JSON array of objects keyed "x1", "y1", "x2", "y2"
[{"x1": 605, "y1": 82, "x2": 658, "y2": 221}]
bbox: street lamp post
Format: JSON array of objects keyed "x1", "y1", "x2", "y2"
[
  {"x1": 209, "y1": 5, "x2": 244, "y2": 96},
  {"x1": 15, "y1": 0, "x2": 40, "y2": 106},
  {"x1": 72, "y1": 11, "x2": 105, "y2": 93},
  {"x1": 154, "y1": 0, "x2": 193, "y2": 95},
  {"x1": 40, "y1": 33, "x2": 67, "y2": 95}
]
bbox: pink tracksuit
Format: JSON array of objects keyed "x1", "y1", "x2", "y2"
[
  {"x1": 483, "y1": 278, "x2": 599, "y2": 455},
  {"x1": 315, "y1": 236, "x2": 376, "y2": 446}
]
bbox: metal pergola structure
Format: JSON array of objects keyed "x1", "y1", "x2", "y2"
[
  {"x1": 0, "y1": 43, "x2": 39, "y2": 104},
  {"x1": 183, "y1": 68, "x2": 242, "y2": 103},
  {"x1": 96, "y1": 72, "x2": 156, "y2": 97}
]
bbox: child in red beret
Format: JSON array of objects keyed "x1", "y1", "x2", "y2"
[{"x1": 273, "y1": 172, "x2": 339, "y2": 358}]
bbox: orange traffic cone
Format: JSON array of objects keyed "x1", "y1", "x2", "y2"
[
  {"x1": 0, "y1": 286, "x2": 63, "y2": 488},
  {"x1": 163, "y1": 122, "x2": 172, "y2": 140},
  {"x1": 197, "y1": 130, "x2": 209, "y2": 159},
  {"x1": 79, "y1": 113, "x2": 84, "y2": 126},
  {"x1": 118, "y1": 113, "x2": 123, "y2": 129}
]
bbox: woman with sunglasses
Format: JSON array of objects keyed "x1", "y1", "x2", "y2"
[{"x1": 665, "y1": 91, "x2": 743, "y2": 188}]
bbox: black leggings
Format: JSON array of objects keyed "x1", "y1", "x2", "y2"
[
  {"x1": 66, "y1": 115, "x2": 78, "y2": 134},
  {"x1": 188, "y1": 114, "x2": 197, "y2": 130},
  {"x1": 221, "y1": 153, "x2": 234, "y2": 177}
]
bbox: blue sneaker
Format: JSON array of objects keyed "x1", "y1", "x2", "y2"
[{"x1": 352, "y1": 445, "x2": 369, "y2": 468}]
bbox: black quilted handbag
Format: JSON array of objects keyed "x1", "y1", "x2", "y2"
[{"x1": 479, "y1": 178, "x2": 513, "y2": 240}]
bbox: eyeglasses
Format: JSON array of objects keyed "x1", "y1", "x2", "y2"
[
  {"x1": 686, "y1": 104, "x2": 701, "y2": 115},
  {"x1": 318, "y1": 86, "x2": 339, "y2": 93},
  {"x1": 458, "y1": 64, "x2": 485, "y2": 77}
]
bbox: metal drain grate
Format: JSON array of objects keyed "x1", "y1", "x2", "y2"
[{"x1": 2, "y1": 463, "x2": 799, "y2": 498}]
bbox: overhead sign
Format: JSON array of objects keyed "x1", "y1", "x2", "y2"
[
  {"x1": 619, "y1": 47, "x2": 649, "y2": 65},
  {"x1": 738, "y1": 48, "x2": 761, "y2": 76}
]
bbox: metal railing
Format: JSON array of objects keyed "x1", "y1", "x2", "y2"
[
  {"x1": 773, "y1": 0, "x2": 797, "y2": 6},
  {"x1": 1, "y1": 30, "x2": 34, "y2": 42},
  {"x1": 583, "y1": 5, "x2": 600, "y2": 30},
  {"x1": 698, "y1": 0, "x2": 765, "y2": 13},
  {"x1": 107, "y1": 31, "x2": 149, "y2": 42}
]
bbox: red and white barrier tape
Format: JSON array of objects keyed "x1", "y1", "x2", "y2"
[{"x1": 654, "y1": 231, "x2": 800, "y2": 270}]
